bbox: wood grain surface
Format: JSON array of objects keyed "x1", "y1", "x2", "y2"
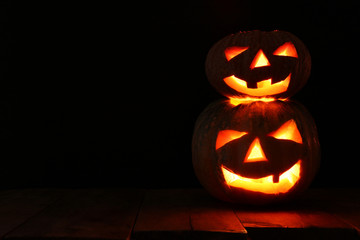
[{"x1": 0, "y1": 188, "x2": 358, "y2": 240}]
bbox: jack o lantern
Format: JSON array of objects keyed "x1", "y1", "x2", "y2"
[
  {"x1": 205, "y1": 30, "x2": 311, "y2": 98},
  {"x1": 192, "y1": 99, "x2": 320, "y2": 204},
  {"x1": 193, "y1": 30, "x2": 319, "y2": 204}
]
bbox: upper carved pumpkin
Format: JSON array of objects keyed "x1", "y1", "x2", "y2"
[{"x1": 205, "y1": 30, "x2": 311, "y2": 98}]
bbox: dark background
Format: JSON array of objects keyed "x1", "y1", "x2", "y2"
[{"x1": 1, "y1": 0, "x2": 359, "y2": 189}]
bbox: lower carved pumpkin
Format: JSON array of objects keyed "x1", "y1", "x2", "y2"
[{"x1": 192, "y1": 99, "x2": 320, "y2": 204}]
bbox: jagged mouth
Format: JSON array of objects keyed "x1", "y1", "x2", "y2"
[
  {"x1": 221, "y1": 160, "x2": 301, "y2": 194},
  {"x1": 223, "y1": 73, "x2": 291, "y2": 97}
]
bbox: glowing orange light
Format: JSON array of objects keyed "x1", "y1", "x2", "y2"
[
  {"x1": 250, "y1": 49, "x2": 270, "y2": 69},
  {"x1": 229, "y1": 97, "x2": 278, "y2": 106},
  {"x1": 222, "y1": 160, "x2": 301, "y2": 194},
  {"x1": 273, "y1": 42, "x2": 298, "y2": 58},
  {"x1": 257, "y1": 79, "x2": 272, "y2": 88},
  {"x1": 268, "y1": 119, "x2": 302, "y2": 144},
  {"x1": 224, "y1": 46, "x2": 249, "y2": 61},
  {"x1": 223, "y1": 74, "x2": 291, "y2": 97},
  {"x1": 216, "y1": 130, "x2": 248, "y2": 150},
  {"x1": 244, "y1": 138, "x2": 268, "y2": 163}
]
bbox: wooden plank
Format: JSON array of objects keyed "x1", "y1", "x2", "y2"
[
  {"x1": 0, "y1": 189, "x2": 61, "y2": 238},
  {"x1": 234, "y1": 189, "x2": 360, "y2": 240},
  {"x1": 235, "y1": 209, "x2": 359, "y2": 240},
  {"x1": 132, "y1": 189, "x2": 246, "y2": 240},
  {"x1": 5, "y1": 189, "x2": 144, "y2": 240},
  {"x1": 303, "y1": 188, "x2": 360, "y2": 235},
  {"x1": 235, "y1": 210, "x2": 302, "y2": 228},
  {"x1": 132, "y1": 189, "x2": 192, "y2": 240},
  {"x1": 332, "y1": 202, "x2": 360, "y2": 234},
  {"x1": 189, "y1": 190, "x2": 247, "y2": 234},
  {"x1": 236, "y1": 209, "x2": 351, "y2": 228}
]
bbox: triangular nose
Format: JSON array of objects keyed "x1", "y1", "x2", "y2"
[
  {"x1": 244, "y1": 138, "x2": 268, "y2": 163},
  {"x1": 250, "y1": 49, "x2": 270, "y2": 69}
]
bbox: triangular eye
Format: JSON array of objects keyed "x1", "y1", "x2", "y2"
[
  {"x1": 224, "y1": 46, "x2": 249, "y2": 61},
  {"x1": 216, "y1": 130, "x2": 248, "y2": 150},
  {"x1": 273, "y1": 42, "x2": 298, "y2": 58},
  {"x1": 250, "y1": 49, "x2": 270, "y2": 69},
  {"x1": 244, "y1": 138, "x2": 268, "y2": 163},
  {"x1": 268, "y1": 119, "x2": 302, "y2": 144}
]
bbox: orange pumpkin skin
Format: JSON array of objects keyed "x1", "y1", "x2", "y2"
[
  {"x1": 192, "y1": 99, "x2": 320, "y2": 205},
  {"x1": 206, "y1": 30, "x2": 311, "y2": 99}
]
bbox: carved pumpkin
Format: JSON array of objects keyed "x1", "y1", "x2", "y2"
[
  {"x1": 205, "y1": 30, "x2": 311, "y2": 98},
  {"x1": 192, "y1": 99, "x2": 320, "y2": 204}
]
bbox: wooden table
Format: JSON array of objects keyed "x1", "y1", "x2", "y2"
[{"x1": 0, "y1": 188, "x2": 359, "y2": 240}]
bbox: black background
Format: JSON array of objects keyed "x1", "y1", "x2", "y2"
[{"x1": 1, "y1": 0, "x2": 360, "y2": 189}]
